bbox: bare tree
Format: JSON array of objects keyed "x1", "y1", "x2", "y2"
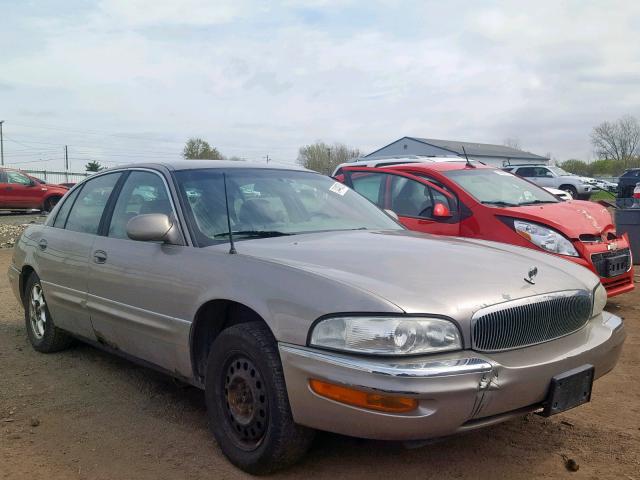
[
  {"x1": 297, "y1": 141, "x2": 361, "y2": 175},
  {"x1": 591, "y1": 115, "x2": 640, "y2": 167},
  {"x1": 503, "y1": 137, "x2": 521, "y2": 150}
]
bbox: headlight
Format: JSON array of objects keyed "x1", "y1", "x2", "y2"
[
  {"x1": 309, "y1": 316, "x2": 462, "y2": 355},
  {"x1": 513, "y1": 220, "x2": 579, "y2": 256},
  {"x1": 592, "y1": 283, "x2": 607, "y2": 316}
]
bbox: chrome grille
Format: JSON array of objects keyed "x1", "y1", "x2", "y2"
[{"x1": 472, "y1": 291, "x2": 592, "y2": 352}]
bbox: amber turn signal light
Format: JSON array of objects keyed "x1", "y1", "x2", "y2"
[{"x1": 309, "y1": 379, "x2": 418, "y2": 413}]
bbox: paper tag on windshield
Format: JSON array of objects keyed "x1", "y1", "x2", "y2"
[
  {"x1": 329, "y1": 182, "x2": 349, "y2": 196},
  {"x1": 495, "y1": 170, "x2": 511, "y2": 176}
]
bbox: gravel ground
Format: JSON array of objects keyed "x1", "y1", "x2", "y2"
[
  {"x1": 0, "y1": 248, "x2": 639, "y2": 479},
  {"x1": 0, "y1": 213, "x2": 46, "y2": 248}
]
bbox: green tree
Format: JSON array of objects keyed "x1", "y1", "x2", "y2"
[
  {"x1": 297, "y1": 141, "x2": 361, "y2": 175},
  {"x1": 559, "y1": 159, "x2": 589, "y2": 176},
  {"x1": 183, "y1": 137, "x2": 224, "y2": 160},
  {"x1": 85, "y1": 161, "x2": 104, "y2": 172}
]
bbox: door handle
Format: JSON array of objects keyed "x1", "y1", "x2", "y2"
[
  {"x1": 93, "y1": 250, "x2": 107, "y2": 264},
  {"x1": 6, "y1": 186, "x2": 13, "y2": 191},
  {"x1": 38, "y1": 239, "x2": 48, "y2": 250}
]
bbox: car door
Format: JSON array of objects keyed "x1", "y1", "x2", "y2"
[
  {"x1": 1, "y1": 170, "x2": 43, "y2": 208},
  {"x1": 532, "y1": 167, "x2": 557, "y2": 188},
  {"x1": 343, "y1": 167, "x2": 461, "y2": 236},
  {"x1": 35, "y1": 172, "x2": 123, "y2": 339},
  {"x1": 87, "y1": 169, "x2": 190, "y2": 371},
  {"x1": 0, "y1": 170, "x2": 8, "y2": 207}
]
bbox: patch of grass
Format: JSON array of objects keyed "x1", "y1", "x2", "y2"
[{"x1": 589, "y1": 190, "x2": 617, "y2": 202}]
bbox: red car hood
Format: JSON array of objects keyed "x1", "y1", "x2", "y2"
[{"x1": 496, "y1": 200, "x2": 615, "y2": 238}]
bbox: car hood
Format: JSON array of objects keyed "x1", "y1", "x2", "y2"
[
  {"x1": 230, "y1": 230, "x2": 598, "y2": 318},
  {"x1": 496, "y1": 200, "x2": 615, "y2": 238}
]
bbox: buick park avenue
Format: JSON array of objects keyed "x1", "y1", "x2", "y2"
[{"x1": 8, "y1": 161, "x2": 625, "y2": 474}]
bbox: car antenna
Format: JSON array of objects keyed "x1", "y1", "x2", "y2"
[
  {"x1": 461, "y1": 146, "x2": 475, "y2": 168},
  {"x1": 222, "y1": 172, "x2": 237, "y2": 255}
]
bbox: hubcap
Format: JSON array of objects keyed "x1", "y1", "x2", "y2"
[
  {"x1": 223, "y1": 355, "x2": 268, "y2": 449},
  {"x1": 29, "y1": 284, "x2": 47, "y2": 339}
]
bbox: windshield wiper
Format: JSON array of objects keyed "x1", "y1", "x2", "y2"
[
  {"x1": 481, "y1": 201, "x2": 519, "y2": 207},
  {"x1": 215, "y1": 230, "x2": 293, "y2": 239},
  {"x1": 519, "y1": 200, "x2": 558, "y2": 205}
]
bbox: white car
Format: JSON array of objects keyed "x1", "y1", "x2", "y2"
[
  {"x1": 544, "y1": 187, "x2": 573, "y2": 201},
  {"x1": 332, "y1": 155, "x2": 470, "y2": 177}
]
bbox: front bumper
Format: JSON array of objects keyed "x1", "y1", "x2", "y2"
[
  {"x1": 572, "y1": 237, "x2": 634, "y2": 297},
  {"x1": 577, "y1": 184, "x2": 592, "y2": 195},
  {"x1": 279, "y1": 312, "x2": 625, "y2": 441},
  {"x1": 7, "y1": 264, "x2": 22, "y2": 304}
]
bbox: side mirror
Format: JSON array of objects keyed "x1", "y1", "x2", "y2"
[
  {"x1": 433, "y1": 203, "x2": 451, "y2": 218},
  {"x1": 126, "y1": 214, "x2": 182, "y2": 245},
  {"x1": 384, "y1": 209, "x2": 399, "y2": 221}
]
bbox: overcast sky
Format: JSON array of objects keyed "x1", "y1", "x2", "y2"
[{"x1": 1, "y1": 0, "x2": 639, "y2": 171}]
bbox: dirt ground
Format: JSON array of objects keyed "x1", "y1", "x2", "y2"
[{"x1": 0, "y1": 249, "x2": 638, "y2": 479}]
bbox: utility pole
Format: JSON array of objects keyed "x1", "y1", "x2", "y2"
[
  {"x1": 0, "y1": 120, "x2": 4, "y2": 166},
  {"x1": 64, "y1": 145, "x2": 69, "y2": 183}
]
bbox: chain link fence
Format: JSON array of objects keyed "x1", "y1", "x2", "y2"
[{"x1": 22, "y1": 169, "x2": 91, "y2": 184}]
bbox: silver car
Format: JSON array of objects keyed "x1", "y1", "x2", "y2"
[
  {"x1": 504, "y1": 165, "x2": 592, "y2": 199},
  {"x1": 7, "y1": 161, "x2": 625, "y2": 474}
]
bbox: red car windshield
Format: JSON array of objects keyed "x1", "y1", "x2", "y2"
[{"x1": 443, "y1": 169, "x2": 559, "y2": 207}]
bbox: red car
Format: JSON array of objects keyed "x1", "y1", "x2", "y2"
[
  {"x1": 336, "y1": 161, "x2": 634, "y2": 297},
  {"x1": 0, "y1": 167, "x2": 69, "y2": 212}
]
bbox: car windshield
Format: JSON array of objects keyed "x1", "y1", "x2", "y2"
[
  {"x1": 175, "y1": 168, "x2": 402, "y2": 246},
  {"x1": 444, "y1": 169, "x2": 559, "y2": 207},
  {"x1": 548, "y1": 166, "x2": 572, "y2": 176}
]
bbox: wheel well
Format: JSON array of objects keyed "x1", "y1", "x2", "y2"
[
  {"x1": 44, "y1": 195, "x2": 62, "y2": 208},
  {"x1": 19, "y1": 266, "x2": 36, "y2": 302},
  {"x1": 190, "y1": 300, "x2": 268, "y2": 384},
  {"x1": 559, "y1": 184, "x2": 577, "y2": 191}
]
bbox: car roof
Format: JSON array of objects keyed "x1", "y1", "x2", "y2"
[
  {"x1": 380, "y1": 161, "x2": 496, "y2": 173},
  {"x1": 102, "y1": 160, "x2": 310, "y2": 173},
  {"x1": 332, "y1": 155, "x2": 481, "y2": 174}
]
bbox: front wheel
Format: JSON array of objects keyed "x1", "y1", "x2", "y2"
[
  {"x1": 205, "y1": 322, "x2": 314, "y2": 475},
  {"x1": 43, "y1": 196, "x2": 61, "y2": 212},
  {"x1": 559, "y1": 185, "x2": 577, "y2": 199}
]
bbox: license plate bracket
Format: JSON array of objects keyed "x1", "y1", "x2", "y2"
[
  {"x1": 542, "y1": 365, "x2": 594, "y2": 417},
  {"x1": 605, "y1": 253, "x2": 629, "y2": 276}
]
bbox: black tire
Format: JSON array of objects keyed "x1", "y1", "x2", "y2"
[
  {"x1": 24, "y1": 273, "x2": 74, "y2": 353},
  {"x1": 205, "y1": 321, "x2": 314, "y2": 475},
  {"x1": 43, "y1": 196, "x2": 61, "y2": 213},
  {"x1": 559, "y1": 185, "x2": 578, "y2": 199}
]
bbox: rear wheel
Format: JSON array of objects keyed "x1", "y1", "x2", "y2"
[
  {"x1": 559, "y1": 185, "x2": 577, "y2": 199},
  {"x1": 24, "y1": 273, "x2": 74, "y2": 353},
  {"x1": 43, "y1": 196, "x2": 61, "y2": 212},
  {"x1": 205, "y1": 322, "x2": 314, "y2": 475}
]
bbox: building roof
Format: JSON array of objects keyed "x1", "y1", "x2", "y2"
[{"x1": 367, "y1": 136, "x2": 548, "y2": 161}]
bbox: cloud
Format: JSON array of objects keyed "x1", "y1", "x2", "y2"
[{"x1": 0, "y1": 0, "x2": 639, "y2": 170}]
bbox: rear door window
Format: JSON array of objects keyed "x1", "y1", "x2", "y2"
[
  {"x1": 65, "y1": 173, "x2": 121, "y2": 234},
  {"x1": 516, "y1": 167, "x2": 536, "y2": 177},
  {"x1": 52, "y1": 188, "x2": 81, "y2": 228}
]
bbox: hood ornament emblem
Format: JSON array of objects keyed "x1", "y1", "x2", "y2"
[{"x1": 524, "y1": 266, "x2": 538, "y2": 285}]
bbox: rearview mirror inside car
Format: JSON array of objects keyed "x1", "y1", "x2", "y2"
[
  {"x1": 433, "y1": 203, "x2": 451, "y2": 218},
  {"x1": 126, "y1": 213, "x2": 182, "y2": 245}
]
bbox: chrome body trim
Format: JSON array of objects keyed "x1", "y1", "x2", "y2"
[{"x1": 278, "y1": 343, "x2": 493, "y2": 378}]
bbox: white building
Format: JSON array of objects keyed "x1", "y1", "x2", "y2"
[{"x1": 365, "y1": 136, "x2": 549, "y2": 167}]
